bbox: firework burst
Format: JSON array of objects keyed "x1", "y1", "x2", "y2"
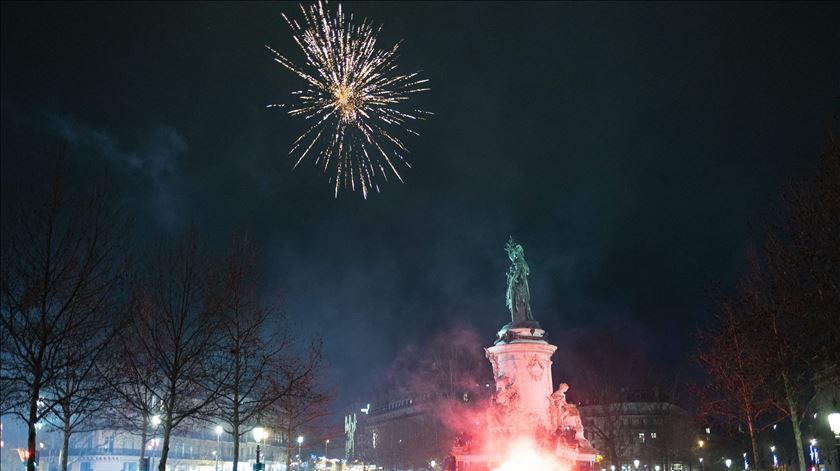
[{"x1": 267, "y1": 1, "x2": 430, "y2": 198}]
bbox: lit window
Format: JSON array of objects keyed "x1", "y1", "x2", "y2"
[
  {"x1": 651, "y1": 433, "x2": 657, "y2": 439},
  {"x1": 639, "y1": 433, "x2": 645, "y2": 442}
]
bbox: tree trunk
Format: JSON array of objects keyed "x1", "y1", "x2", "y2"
[
  {"x1": 782, "y1": 372, "x2": 807, "y2": 471},
  {"x1": 233, "y1": 368, "x2": 240, "y2": 471},
  {"x1": 232, "y1": 424, "x2": 239, "y2": 471},
  {"x1": 158, "y1": 421, "x2": 172, "y2": 471},
  {"x1": 61, "y1": 405, "x2": 71, "y2": 471},
  {"x1": 139, "y1": 416, "x2": 148, "y2": 471},
  {"x1": 749, "y1": 425, "x2": 761, "y2": 471},
  {"x1": 286, "y1": 421, "x2": 293, "y2": 471},
  {"x1": 28, "y1": 385, "x2": 40, "y2": 471}
]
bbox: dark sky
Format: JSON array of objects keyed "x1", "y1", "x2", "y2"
[{"x1": 2, "y1": 2, "x2": 839, "y2": 408}]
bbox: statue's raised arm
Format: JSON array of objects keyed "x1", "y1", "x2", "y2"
[{"x1": 505, "y1": 237, "x2": 534, "y2": 324}]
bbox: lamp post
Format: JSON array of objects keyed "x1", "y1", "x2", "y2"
[
  {"x1": 828, "y1": 413, "x2": 840, "y2": 471},
  {"x1": 634, "y1": 460, "x2": 640, "y2": 470},
  {"x1": 725, "y1": 459, "x2": 732, "y2": 469},
  {"x1": 252, "y1": 427, "x2": 266, "y2": 471},
  {"x1": 325, "y1": 439, "x2": 329, "y2": 459},
  {"x1": 297, "y1": 436, "x2": 303, "y2": 465},
  {"x1": 150, "y1": 415, "x2": 161, "y2": 471},
  {"x1": 215, "y1": 426, "x2": 223, "y2": 471}
]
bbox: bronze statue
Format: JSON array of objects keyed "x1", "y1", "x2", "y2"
[{"x1": 505, "y1": 237, "x2": 534, "y2": 324}]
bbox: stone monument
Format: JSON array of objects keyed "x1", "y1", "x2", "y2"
[{"x1": 449, "y1": 238, "x2": 597, "y2": 470}]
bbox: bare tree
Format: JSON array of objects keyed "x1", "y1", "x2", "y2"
[
  {"x1": 266, "y1": 341, "x2": 327, "y2": 471},
  {"x1": 700, "y1": 122, "x2": 840, "y2": 471},
  {"x1": 208, "y1": 234, "x2": 285, "y2": 471},
  {"x1": 117, "y1": 232, "x2": 222, "y2": 471},
  {"x1": 773, "y1": 122, "x2": 840, "y2": 369},
  {"x1": 755, "y1": 123, "x2": 840, "y2": 471},
  {"x1": 697, "y1": 297, "x2": 779, "y2": 471},
  {"x1": 108, "y1": 317, "x2": 165, "y2": 471},
  {"x1": 1, "y1": 150, "x2": 126, "y2": 471},
  {"x1": 43, "y1": 327, "x2": 119, "y2": 471}
]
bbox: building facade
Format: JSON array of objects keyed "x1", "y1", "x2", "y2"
[
  {"x1": 344, "y1": 391, "x2": 486, "y2": 471},
  {"x1": 578, "y1": 400, "x2": 697, "y2": 471},
  {"x1": 3, "y1": 425, "x2": 288, "y2": 471}
]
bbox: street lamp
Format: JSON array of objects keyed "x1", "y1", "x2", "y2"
[
  {"x1": 297, "y1": 436, "x2": 304, "y2": 464},
  {"x1": 829, "y1": 413, "x2": 840, "y2": 471},
  {"x1": 829, "y1": 413, "x2": 840, "y2": 436},
  {"x1": 252, "y1": 427, "x2": 267, "y2": 470},
  {"x1": 325, "y1": 439, "x2": 329, "y2": 459},
  {"x1": 634, "y1": 460, "x2": 640, "y2": 470},
  {"x1": 698, "y1": 440, "x2": 704, "y2": 448},
  {"x1": 148, "y1": 415, "x2": 162, "y2": 471},
  {"x1": 771, "y1": 446, "x2": 778, "y2": 468},
  {"x1": 725, "y1": 459, "x2": 732, "y2": 469},
  {"x1": 215, "y1": 426, "x2": 223, "y2": 471}
]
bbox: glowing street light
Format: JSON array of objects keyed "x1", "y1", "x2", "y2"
[
  {"x1": 634, "y1": 460, "x2": 640, "y2": 469},
  {"x1": 297, "y1": 436, "x2": 304, "y2": 463},
  {"x1": 829, "y1": 413, "x2": 840, "y2": 471},
  {"x1": 214, "y1": 426, "x2": 223, "y2": 471},
  {"x1": 430, "y1": 460, "x2": 436, "y2": 469},
  {"x1": 698, "y1": 440, "x2": 704, "y2": 448},
  {"x1": 725, "y1": 459, "x2": 732, "y2": 469},
  {"x1": 252, "y1": 427, "x2": 267, "y2": 470},
  {"x1": 655, "y1": 466, "x2": 660, "y2": 471},
  {"x1": 829, "y1": 412, "x2": 840, "y2": 437},
  {"x1": 147, "y1": 414, "x2": 162, "y2": 471}
]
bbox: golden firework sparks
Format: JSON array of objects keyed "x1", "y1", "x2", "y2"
[{"x1": 267, "y1": 1, "x2": 430, "y2": 198}]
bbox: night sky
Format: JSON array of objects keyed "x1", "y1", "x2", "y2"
[{"x1": 2, "y1": 2, "x2": 839, "y2": 408}]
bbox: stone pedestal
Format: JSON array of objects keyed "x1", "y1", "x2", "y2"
[{"x1": 485, "y1": 327, "x2": 556, "y2": 438}]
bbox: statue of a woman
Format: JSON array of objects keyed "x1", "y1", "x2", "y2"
[{"x1": 505, "y1": 237, "x2": 534, "y2": 324}]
